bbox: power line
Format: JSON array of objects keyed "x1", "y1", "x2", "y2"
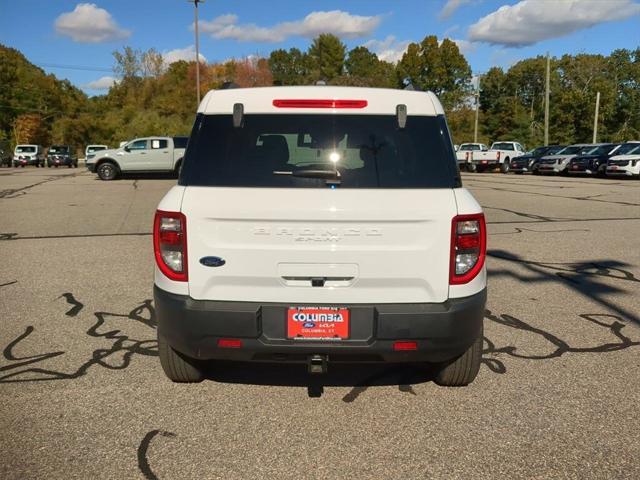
[{"x1": 35, "y1": 62, "x2": 113, "y2": 73}]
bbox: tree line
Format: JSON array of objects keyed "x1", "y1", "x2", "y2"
[{"x1": 1, "y1": 35, "x2": 638, "y2": 155}]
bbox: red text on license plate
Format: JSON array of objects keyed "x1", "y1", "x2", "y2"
[{"x1": 287, "y1": 307, "x2": 349, "y2": 339}]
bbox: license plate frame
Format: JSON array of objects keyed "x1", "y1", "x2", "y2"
[{"x1": 287, "y1": 306, "x2": 350, "y2": 340}]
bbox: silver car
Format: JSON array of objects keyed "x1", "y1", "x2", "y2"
[{"x1": 537, "y1": 144, "x2": 604, "y2": 175}]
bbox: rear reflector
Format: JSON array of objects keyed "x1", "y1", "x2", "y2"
[
  {"x1": 393, "y1": 341, "x2": 418, "y2": 351},
  {"x1": 272, "y1": 99, "x2": 368, "y2": 109},
  {"x1": 218, "y1": 338, "x2": 243, "y2": 348}
]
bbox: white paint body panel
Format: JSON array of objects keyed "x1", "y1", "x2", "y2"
[
  {"x1": 155, "y1": 86, "x2": 487, "y2": 304},
  {"x1": 606, "y1": 154, "x2": 640, "y2": 176},
  {"x1": 181, "y1": 188, "x2": 457, "y2": 304},
  {"x1": 199, "y1": 86, "x2": 445, "y2": 116}
]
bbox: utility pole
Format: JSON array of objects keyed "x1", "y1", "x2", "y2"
[
  {"x1": 473, "y1": 75, "x2": 481, "y2": 143},
  {"x1": 593, "y1": 91, "x2": 600, "y2": 143},
  {"x1": 544, "y1": 53, "x2": 550, "y2": 146},
  {"x1": 189, "y1": 0, "x2": 204, "y2": 109}
]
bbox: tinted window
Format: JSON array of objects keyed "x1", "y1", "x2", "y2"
[
  {"x1": 491, "y1": 142, "x2": 515, "y2": 150},
  {"x1": 181, "y1": 114, "x2": 458, "y2": 188},
  {"x1": 151, "y1": 139, "x2": 168, "y2": 149},
  {"x1": 87, "y1": 146, "x2": 107, "y2": 153},
  {"x1": 16, "y1": 146, "x2": 36, "y2": 153},
  {"x1": 557, "y1": 146, "x2": 582, "y2": 155},
  {"x1": 49, "y1": 146, "x2": 69, "y2": 153},
  {"x1": 615, "y1": 143, "x2": 640, "y2": 155},
  {"x1": 128, "y1": 140, "x2": 147, "y2": 151},
  {"x1": 460, "y1": 144, "x2": 480, "y2": 151},
  {"x1": 173, "y1": 137, "x2": 188, "y2": 148}
]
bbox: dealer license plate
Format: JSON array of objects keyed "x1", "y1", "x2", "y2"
[{"x1": 287, "y1": 307, "x2": 350, "y2": 340}]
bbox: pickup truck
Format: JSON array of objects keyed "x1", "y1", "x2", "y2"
[
  {"x1": 88, "y1": 136, "x2": 188, "y2": 180},
  {"x1": 470, "y1": 141, "x2": 526, "y2": 173},
  {"x1": 456, "y1": 143, "x2": 488, "y2": 171}
]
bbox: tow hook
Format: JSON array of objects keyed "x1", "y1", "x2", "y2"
[{"x1": 308, "y1": 354, "x2": 328, "y2": 374}]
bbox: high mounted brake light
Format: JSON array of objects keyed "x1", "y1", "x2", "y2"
[
  {"x1": 272, "y1": 99, "x2": 368, "y2": 109},
  {"x1": 154, "y1": 210, "x2": 188, "y2": 281},
  {"x1": 450, "y1": 213, "x2": 486, "y2": 285}
]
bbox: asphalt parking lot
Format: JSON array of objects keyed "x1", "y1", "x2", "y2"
[{"x1": 1, "y1": 168, "x2": 639, "y2": 479}]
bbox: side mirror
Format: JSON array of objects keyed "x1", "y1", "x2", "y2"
[{"x1": 123, "y1": 146, "x2": 130, "y2": 152}]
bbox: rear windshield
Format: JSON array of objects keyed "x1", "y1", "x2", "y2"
[
  {"x1": 460, "y1": 144, "x2": 481, "y2": 151},
  {"x1": 491, "y1": 142, "x2": 515, "y2": 151},
  {"x1": 49, "y1": 146, "x2": 69, "y2": 153},
  {"x1": 16, "y1": 146, "x2": 36, "y2": 153},
  {"x1": 181, "y1": 114, "x2": 458, "y2": 188}
]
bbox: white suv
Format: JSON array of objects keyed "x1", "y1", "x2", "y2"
[{"x1": 153, "y1": 86, "x2": 487, "y2": 386}]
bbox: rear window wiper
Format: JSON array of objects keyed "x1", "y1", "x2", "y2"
[{"x1": 273, "y1": 168, "x2": 341, "y2": 185}]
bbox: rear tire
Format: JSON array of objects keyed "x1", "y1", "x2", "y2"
[
  {"x1": 434, "y1": 327, "x2": 483, "y2": 387},
  {"x1": 500, "y1": 158, "x2": 510, "y2": 174},
  {"x1": 158, "y1": 334, "x2": 204, "y2": 383},
  {"x1": 466, "y1": 163, "x2": 477, "y2": 173},
  {"x1": 97, "y1": 161, "x2": 118, "y2": 181}
]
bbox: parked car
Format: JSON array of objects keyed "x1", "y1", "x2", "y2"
[
  {"x1": 88, "y1": 136, "x2": 188, "y2": 180},
  {"x1": 606, "y1": 142, "x2": 640, "y2": 178},
  {"x1": 510, "y1": 145, "x2": 565, "y2": 174},
  {"x1": 153, "y1": 86, "x2": 487, "y2": 386},
  {"x1": 537, "y1": 144, "x2": 603, "y2": 175},
  {"x1": 13, "y1": 144, "x2": 45, "y2": 167},
  {"x1": 47, "y1": 145, "x2": 78, "y2": 168},
  {"x1": 470, "y1": 141, "x2": 526, "y2": 173},
  {"x1": 0, "y1": 149, "x2": 11, "y2": 167},
  {"x1": 456, "y1": 143, "x2": 488, "y2": 171},
  {"x1": 567, "y1": 143, "x2": 621, "y2": 176},
  {"x1": 85, "y1": 144, "x2": 109, "y2": 162}
]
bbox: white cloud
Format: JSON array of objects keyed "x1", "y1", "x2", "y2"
[
  {"x1": 163, "y1": 46, "x2": 207, "y2": 65},
  {"x1": 83, "y1": 76, "x2": 119, "y2": 90},
  {"x1": 439, "y1": 0, "x2": 474, "y2": 20},
  {"x1": 55, "y1": 3, "x2": 130, "y2": 43},
  {"x1": 448, "y1": 38, "x2": 477, "y2": 55},
  {"x1": 363, "y1": 35, "x2": 411, "y2": 63},
  {"x1": 468, "y1": 0, "x2": 640, "y2": 47},
  {"x1": 199, "y1": 10, "x2": 382, "y2": 42}
]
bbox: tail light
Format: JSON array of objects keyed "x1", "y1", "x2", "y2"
[
  {"x1": 465, "y1": 152, "x2": 469, "y2": 161},
  {"x1": 153, "y1": 210, "x2": 188, "y2": 281},
  {"x1": 496, "y1": 151, "x2": 501, "y2": 161},
  {"x1": 450, "y1": 213, "x2": 486, "y2": 285}
]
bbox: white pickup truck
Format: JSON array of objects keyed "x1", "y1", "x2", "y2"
[
  {"x1": 470, "y1": 141, "x2": 525, "y2": 173},
  {"x1": 88, "y1": 136, "x2": 188, "y2": 180},
  {"x1": 456, "y1": 143, "x2": 488, "y2": 170}
]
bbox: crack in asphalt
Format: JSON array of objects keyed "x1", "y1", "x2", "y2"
[{"x1": 0, "y1": 172, "x2": 81, "y2": 199}]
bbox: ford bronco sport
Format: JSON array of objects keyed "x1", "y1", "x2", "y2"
[{"x1": 154, "y1": 86, "x2": 487, "y2": 386}]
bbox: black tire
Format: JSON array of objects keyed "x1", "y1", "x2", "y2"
[
  {"x1": 158, "y1": 334, "x2": 204, "y2": 383},
  {"x1": 54, "y1": 165, "x2": 58, "y2": 168},
  {"x1": 97, "y1": 161, "x2": 118, "y2": 181},
  {"x1": 434, "y1": 327, "x2": 483, "y2": 387},
  {"x1": 500, "y1": 160, "x2": 510, "y2": 174},
  {"x1": 466, "y1": 163, "x2": 477, "y2": 173}
]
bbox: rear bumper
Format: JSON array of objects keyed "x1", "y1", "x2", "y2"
[{"x1": 154, "y1": 286, "x2": 486, "y2": 363}]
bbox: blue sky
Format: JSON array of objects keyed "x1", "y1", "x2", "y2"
[{"x1": 1, "y1": 0, "x2": 639, "y2": 94}]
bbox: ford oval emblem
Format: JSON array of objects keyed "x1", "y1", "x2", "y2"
[
  {"x1": 303, "y1": 322, "x2": 316, "y2": 328},
  {"x1": 199, "y1": 256, "x2": 226, "y2": 267}
]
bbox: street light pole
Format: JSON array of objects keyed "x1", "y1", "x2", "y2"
[
  {"x1": 189, "y1": 0, "x2": 204, "y2": 109},
  {"x1": 473, "y1": 75, "x2": 481, "y2": 143},
  {"x1": 544, "y1": 53, "x2": 550, "y2": 146}
]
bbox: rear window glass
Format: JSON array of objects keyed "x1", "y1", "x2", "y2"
[
  {"x1": 173, "y1": 137, "x2": 188, "y2": 148},
  {"x1": 181, "y1": 114, "x2": 457, "y2": 188},
  {"x1": 491, "y1": 142, "x2": 515, "y2": 150},
  {"x1": 16, "y1": 146, "x2": 36, "y2": 153}
]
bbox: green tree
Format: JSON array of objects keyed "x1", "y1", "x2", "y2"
[
  {"x1": 307, "y1": 34, "x2": 346, "y2": 81},
  {"x1": 396, "y1": 35, "x2": 471, "y2": 109},
  {"x1": 269, "y1": 48, "x2": 308, "y2": 85}
]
